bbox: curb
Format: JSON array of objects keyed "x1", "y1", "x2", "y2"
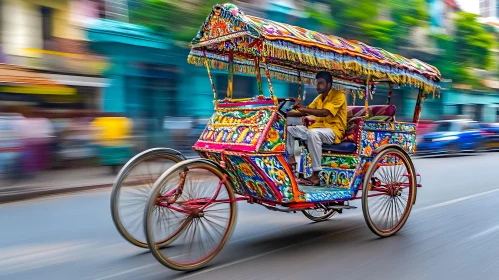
[{"x1": 0, "y1": 183, "x2": 113, "y2": 204}]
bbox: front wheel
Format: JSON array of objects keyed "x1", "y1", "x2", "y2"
[
  {"x1": 110, "y1": 148, "x2": 185, "y2": 248},
  {"x1": 144, "y1": 159, "x2": 237, "y2": 271},
  {"x1": 362, "y1": 147, "x2": 416, "y2": 237}
]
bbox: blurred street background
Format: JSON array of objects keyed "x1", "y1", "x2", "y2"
[
  {"x1": 0, "y1": 0, "x2": 499, "y2": 187},
  {"x1": 0, "y1": 0, "x2": 499, "y2": 279}
]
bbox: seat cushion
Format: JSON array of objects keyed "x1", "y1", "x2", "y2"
[
  {"x1": 347, "y1": 105, "x2": 396, "y2": 119},
  {"x1": 343, "y1": 116, "x2": 364, "y2": 143},
  {"x1": 322, "y1": 141, "x2": 357, "y2": 153}
]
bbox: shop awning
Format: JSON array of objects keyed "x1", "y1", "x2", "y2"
[{"x1": 0, "y1": 64, "x2": 75, "y2": 95}]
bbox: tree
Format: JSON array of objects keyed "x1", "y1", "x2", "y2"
[
  {"x1": 322, "y1": 0, "x2": 429, "y2": 51},
  {"x1": 454, "y1": 12, "x2": 496, "y2": 70},
  {"x1": 130, "y1": 0, "x2": 220, "y2": 44}
]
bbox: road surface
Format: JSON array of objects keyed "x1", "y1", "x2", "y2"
[{"x1": 0, "y1": 153, "x2": 498, "y2": 280}]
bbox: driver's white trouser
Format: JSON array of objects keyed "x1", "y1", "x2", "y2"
[{"x1": 286, "y1": 126, "x2": 336, "y2": 172}]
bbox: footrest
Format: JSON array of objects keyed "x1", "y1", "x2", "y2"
[{"x1": 298, "y1": 184, "x2": 354, "y2": 202}]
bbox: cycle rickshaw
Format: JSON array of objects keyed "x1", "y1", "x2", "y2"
[{"x1": 110, "y1": 3, "x2": 441, "y2": 271}]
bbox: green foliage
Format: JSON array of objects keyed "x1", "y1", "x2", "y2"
[
  {"x1": 130, "y1": 0, "x2": 219, "y2": 43},
  {"x1": 324, "y1": 0, "x2": 428, "y2": 48},
  {"x1": 303, "y1": 4, "x2": 337, "y2": 32},
  {"x1": 454, "y1": 12, "x2": 496, "y2": 70}
]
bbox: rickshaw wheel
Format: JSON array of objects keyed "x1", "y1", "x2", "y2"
[
  {"x1": 110, "y1": 148, "x2": 185, "y2": 248},
  {"x1": 302, "y1": 207, "x2": 336, "y2": 222},
  {"x1": 144, "y1": 159, "x2": 237, "y2": 271},
  {"x1": 361, "y1": 147, "x2": 416, "y2": 237}
]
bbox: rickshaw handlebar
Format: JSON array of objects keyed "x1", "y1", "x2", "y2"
[{"x1": 277, "y1": 98, "x2": 297, "y2": 112}]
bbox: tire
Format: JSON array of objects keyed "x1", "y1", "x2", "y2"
[
  {"x1": 110, "y1": 148, "x2": 185, "y2": 248},
  {"x1": 362, "y1": 147, "x2": 417, "y2": 237},
  {"x1": 144, "y1": 159, "x2": 237, "y2": 271},
  {"x1": 474, "y1": 141, "x2": 486, "y2": 153},
  {"x1": 302, "y1": 207, "x2": 336, "y2": 222},
  {"x1": 447, "y1": 142, "x2": 460, "y2": 155}
]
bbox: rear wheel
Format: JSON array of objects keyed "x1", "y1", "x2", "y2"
[
  {"x1": 474, "y1": 141, "x2": 486, "y2": 153},
  {"x1": 144, "y1": 159, "x2": 237, "y2": 271},
  {"x1": 110, "y1": 148, "x2": 185, "y2": 248},
  {"x1": 362, "y1": 147, "x2": 416, "y2": 237},
  {"x1": 447, "y1": 143, "x2": 460, "y2": 155}
]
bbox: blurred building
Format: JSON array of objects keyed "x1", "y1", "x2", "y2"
[
  {"x1": 0, "y1": 0, "x2": 107, "y2": 112},
  {"x1": 479, "y1": 0, "x2": 498, "y2": 18}
]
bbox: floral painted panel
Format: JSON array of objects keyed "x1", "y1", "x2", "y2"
[
  {"x1": 203, "y1": 151, "x2": 247, "y2": 195},
  {"x1": 260, "y1": 113, "x2": 285, "y2": 152},
  {"x1": 226, "y1": 155, "x2": 279, "y2": 201},
  {"x1": 195, "y1": 108, "x2": 275, "y2": 151},
  {"x1": 321, "y1": 155, "x2": 360, "y2": 169},
  {"x1": 360, "y1": 130, "x2": 416, "y2": 156},
  {"x1": 319, "y1": 168, "x2": 356, "y2": 189},
  {"x1": 248, "y1": 155, "x2": 295, "y2": 202},
  {"x1": 300, "y1": 187, "x2": 354, "y2": 202},
  {"x1": 298, "y1": 145, "x2": 313, "y2": 178},
  {"x1": 364, "y1": 121, "x2": 416, "y2": 133}
]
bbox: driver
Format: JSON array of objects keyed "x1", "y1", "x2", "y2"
[{"x1": 285, "y1": 71, "x2": 347, "y2": 186}]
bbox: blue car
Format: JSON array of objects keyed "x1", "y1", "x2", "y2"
[
  {"x1": 481, "y1": 123, "x2": 499, "y2": 150},
  {"x1": 416, "y1": 120, "x2": 485, "y2": 155}
]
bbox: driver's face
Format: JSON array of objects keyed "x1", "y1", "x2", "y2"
[{"x1": 316, "y1": 78, "x2": 330, "y2": 95}]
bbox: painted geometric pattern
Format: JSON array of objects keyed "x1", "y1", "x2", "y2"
[
  {"x1": 364, "y1": 121, "x2": 416, "y2": 133},
  {"x1": 350, "y1": 157, "x2": 373, "y2": 193},
  {"x1": 226, "y1": 154, "x2": 279, "y2": 201},
  {"x1": 298, "y1": 146, "x2": 313, "y2": 178},
  {"x1": 190, "y1": 4, "x2": 441, "y2": 86},
  {"x1": 197, "y1": 108, "x2": 273, "y2": 147},
  {"x1": 299, "y1": 186, "x2": 354, "y2": 202},
  {"x1": 201, "y1": 151, "x2": 247, "y2": 195},
  {"x1": 321, "y1": 155, "x2": 360, "y2": 169},
  {"x1": 260, "y1": 113, "x2": 285, "y2": 152},
  {"x1": 319, "y1": 168, "x2": 356, "y2": 189},
  {"x1": 360, "y1": 130, "x2": 416, "y2": 156},
  {"x1": 248, "y1": 155, "x2": 295, "y2": 202}
]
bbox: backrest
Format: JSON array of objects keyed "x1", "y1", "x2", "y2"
[
  {"x1": 347, "y1": 105, "x2": 397, "y2": 121},
  {"x1": 193, "y1": 98, "x2": 284, "y2": 153}
]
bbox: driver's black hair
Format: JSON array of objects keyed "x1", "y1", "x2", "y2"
[{"x1": 315, "y1": 71, "x2": 332, "y2": 85}]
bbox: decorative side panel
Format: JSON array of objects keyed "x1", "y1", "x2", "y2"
[
  {"x1": 360, "y1": 130, "x2": 416, "y2": 156},
  {"x1": 202, "y1": 152, "x2": 247, "y2": 196},
  {"x1": 298, "y1": 146, "x2": 313, "y2": 178},
  {"x1": 194, "y1": 101, "x2": 278, "y2": 152},
  {"x1": 248, "y1": 155, "x2": 296, "y2": 202},
  {"x1": 226, "y1": 154, "x2": 279, "y2": 201},
  {"x1": 301, "y1": 187, "x2": 354, "y2": 202},
  {"x1": 259, "y1": 113, "x2": 285, "y2": 153},
  {"x1": 319, "y1": 168, "x2": 356, "y2": 188},
  {"x1": 351, "y1": 157, "x2": 373, "y2": 193},
  {"x1": 364, "y1": 121, "x2": 416, "y2": 133},
  {"x1": 321, "y1": 155, "x2": 360, "y2": 169}
]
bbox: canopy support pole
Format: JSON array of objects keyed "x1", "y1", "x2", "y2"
[
  {"x1": 254, "y1": 56, "x2": 263, "y2": 96},
  {"x1": 386, "y1": 83, "x2": 393, "y2": 105},
  {"x1": 227, "y1": 49, "x2": 234, "y2": 99},
  {"x1": 203, "y1": 49, "x2": 217, "y2": 99},
  {"x1": 263, "y1": 59, "x2": 274, "y2": 98},
  {"x1": 297, "y1": 71, "x2": 304, "y2": 101},
  {"x1": 364, "y1": 75, "x2": 370, "y2": 118},
  {"x1": 413, "y1": 87, "x2": 424, "y2": 123}
]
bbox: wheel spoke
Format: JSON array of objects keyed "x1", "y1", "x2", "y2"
[
  {"x1": 145, "y1": 161, "x2": 235, "y2": 270},
  {"x1": 364, "y1": 150, "x2": 414, "y2": 236}
]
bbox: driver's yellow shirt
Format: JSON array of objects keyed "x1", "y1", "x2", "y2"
[{"x1": 308, "y1": 89, "x2": 347, "y2": 144}]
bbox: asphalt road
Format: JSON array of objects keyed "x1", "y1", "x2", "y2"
[{"x1": 1, "y1": 152, "x2": 498, "y2": 280}]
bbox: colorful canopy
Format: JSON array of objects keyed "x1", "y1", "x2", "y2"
[{"x1": 188, "y1": 3, "x2": 441, "y2": 93}]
